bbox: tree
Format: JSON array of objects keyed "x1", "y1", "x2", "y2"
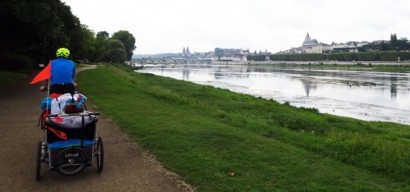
[
  {"x1": 111, "y1": 30, "x2": 136, "y2": 61},
  {"x1": 96, "y1": 31, "x2": 109, "y2": 40},
  {"x1": 214, "y1": 48, "x2": 224, "y2": 60},
  {"x1": 390, "y1": 34, "x2": 397, "y2": 45},
  {"x1": 69, "y1": 24, "x2": 96, "y2": 62},
  {"x1": 101, "y1": 39, "x2": 126, "y2": 63},
  {"x1": 93, "y1": 31, "x2": 110, "y2": 62},
  {"x1": 0, "y1": 0, "x2": 83, "y2": 66},
  {"x1": 0, "y1": 0, "x2": 141, "y2": 68}
]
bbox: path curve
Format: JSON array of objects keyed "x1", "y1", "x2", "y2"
[{"x1": 0, "y1": 65, "x2": 194, "y2": 192}]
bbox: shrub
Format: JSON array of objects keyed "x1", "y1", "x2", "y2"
[{"x1": 0, "y1": 54, "x2": 33, "y2": 72}]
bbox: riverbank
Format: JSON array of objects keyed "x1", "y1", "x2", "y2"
[
  {"x1": 134, "y1": 60, "x2": 410, "y2": 73},
  {"x1": 78, "y1": 64, "x2": 410, "y2": 191},
  {"x1": 211, "y1": 60, "x2": 410, "y2": 71}
]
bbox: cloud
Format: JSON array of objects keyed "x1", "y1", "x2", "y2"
[{"x1": 63, "y1": 0, "x2": 410, "y2": 54}]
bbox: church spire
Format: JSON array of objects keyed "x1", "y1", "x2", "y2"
[{"x1": 305, "y1": 32, "x2": 311, "y2": 41}]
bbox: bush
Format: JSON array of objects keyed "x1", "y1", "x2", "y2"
[
  {"x1": 248, "y1": 55, "x2": 266, "y2": 61},
  {"x1": 0, "y1": 54, "x2": 33, "y2": 72}
]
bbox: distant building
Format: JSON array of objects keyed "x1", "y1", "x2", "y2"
[
  {"x1": 241, "y1": 49, "x2": 250, "y2": 61},
  {"x1": 282, "y1": 32, "x2": 369, "y2": 54},
  {"x1": 371, "y1": 40, "x2": 389, "y2": 45},
  {"x1": 283, "y1": 47, "x2": 303, "y2": 54},
  {"x1": 302, "y1": 33, "x2": 319, "y2": 48},
  {"x1": 331, "y1": 43, "x2": 359, "y2": 53},
  {"x1": 182, "y1": 46, "x2": 191, "y2": 57},
  {"x1": 215, "y1": 48, "x2": 249, "y2": 61}
]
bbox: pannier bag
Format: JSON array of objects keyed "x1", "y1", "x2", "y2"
[{"x1": 48, "y1": 115, "x2": 97, "y2": 129}]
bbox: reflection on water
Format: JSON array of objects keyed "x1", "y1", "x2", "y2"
[
  {"x1": 301, "y1": 79, "x2": 317, "y2": 97},
  {"x1": 139, "y1": 64, "x2": 410, "y2": 125}
]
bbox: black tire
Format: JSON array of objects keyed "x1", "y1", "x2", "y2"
[
  {"x1": 36, "y1": 141, "x2": 42, "y2": 181},
  {"x1": 55, "y1": 147, "x2": 87, "y2": 176},
  {"x1": 95, "y1": 137, "x2": 104, "y2": 173}
]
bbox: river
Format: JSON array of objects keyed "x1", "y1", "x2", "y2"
[{"x1": 138, "y1": 64, "x2": 410, "y2": 125}]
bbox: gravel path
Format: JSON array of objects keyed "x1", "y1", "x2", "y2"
[{"x1": 0, "y1": 65, "x2": 194, "y2": 192}]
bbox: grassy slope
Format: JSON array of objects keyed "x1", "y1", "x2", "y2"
[{"x1": 78, "y1": 64, "x2": 410, "y2": 191}]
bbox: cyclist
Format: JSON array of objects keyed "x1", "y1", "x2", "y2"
[{"x1": 40, "y1": 48, "x2": 76, "y2": 94}]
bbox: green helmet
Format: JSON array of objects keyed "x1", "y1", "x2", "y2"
[{"x1": 56, "y1": 48, "x2": 70, "y2": 58}]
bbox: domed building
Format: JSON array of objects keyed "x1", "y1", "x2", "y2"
[
  {"x1": 302, "y1": 32, "x2": 319, "y2": 48},
  {"x1": 282, "y1": 32, "x2": 362, "y2": 54},
  {"x1": 301, "y1": 32, "x2": 333, "y2": 53}
]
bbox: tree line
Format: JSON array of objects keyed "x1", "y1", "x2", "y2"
[
  {"x1": 359, "y1": 34, "x2": 410, "y2": 52},
  {"x1": 0, "y1": 0, "x2": 136, "y2": 71}
]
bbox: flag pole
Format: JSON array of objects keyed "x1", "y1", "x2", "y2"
[
  {"x1": 46, "y1": 79, "x2": 50, "y2": 110},
  {"x1": 46, "y1": 60, "x2": 51, "y2": 110}
]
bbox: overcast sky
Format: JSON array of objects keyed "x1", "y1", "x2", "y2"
[{"x1": 62, "y1": 0, "x2": 410, "y2": 54}]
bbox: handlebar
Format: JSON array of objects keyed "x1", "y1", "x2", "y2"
[{"x1": 40, "y1": 86, "x2": 47, "y2": 92}]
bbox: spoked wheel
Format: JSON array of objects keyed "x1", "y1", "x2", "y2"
[
  {"x1": 55, "y1": 147, "x2": 87, "y2": 175},
  {"x1": 36, "y1": 141, "x2": 42, "y2": 181},
  {"x1": 95, "y1": 137, "x2": 104, "y2": 173}
]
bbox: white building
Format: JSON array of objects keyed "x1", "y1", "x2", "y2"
[
  {"x1": 214, "y1": 49, "x2": 249, "y2": 61},
  {"x1": 283, "y1": 33, "x2": 368, "y2": 54},
  {"x1": 302, "y1": 33, "x2": 319, "y2": 49}
]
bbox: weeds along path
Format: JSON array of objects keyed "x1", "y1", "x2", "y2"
[{"x1": 0, "y1": 65, "x2": 194, "y2": 192}]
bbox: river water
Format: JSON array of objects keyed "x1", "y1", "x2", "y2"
[{"x1": 138, "y1": 64, "x2": 410, "y2": 125}]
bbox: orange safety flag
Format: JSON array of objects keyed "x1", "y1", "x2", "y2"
[{"x1": 30, "y1": 60, "x2": 51, "y2": 84}]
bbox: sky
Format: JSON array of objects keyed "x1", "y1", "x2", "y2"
[{"x1": 62, "y1": 0, "x2": 410, "y2": 55}]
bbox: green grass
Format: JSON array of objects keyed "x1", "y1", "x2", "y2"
[
  {"x1": 0, "y1": 70, "x2": 28, "y2": 87},
  {"x1": 78, "y1": 64, "x2": 410, "y2": 191}
]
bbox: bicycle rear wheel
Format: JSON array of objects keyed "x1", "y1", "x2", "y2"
[
  {"x1": 55, "y1": 147, "x2": 87, "y2": 175},
  {"x1": 36, "y1": 141, "x2": 42, "y2": 181},
  {"x1": 95, "y1": 137, "x2": 104, "y2": 173}
]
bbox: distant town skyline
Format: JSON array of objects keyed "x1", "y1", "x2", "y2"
[
  {"x1": 62, "y1": 0, "x2": 410, "y2": 54},
  {"x1": 137, "y1": 32, "x2": 395, "y2": 56}
]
